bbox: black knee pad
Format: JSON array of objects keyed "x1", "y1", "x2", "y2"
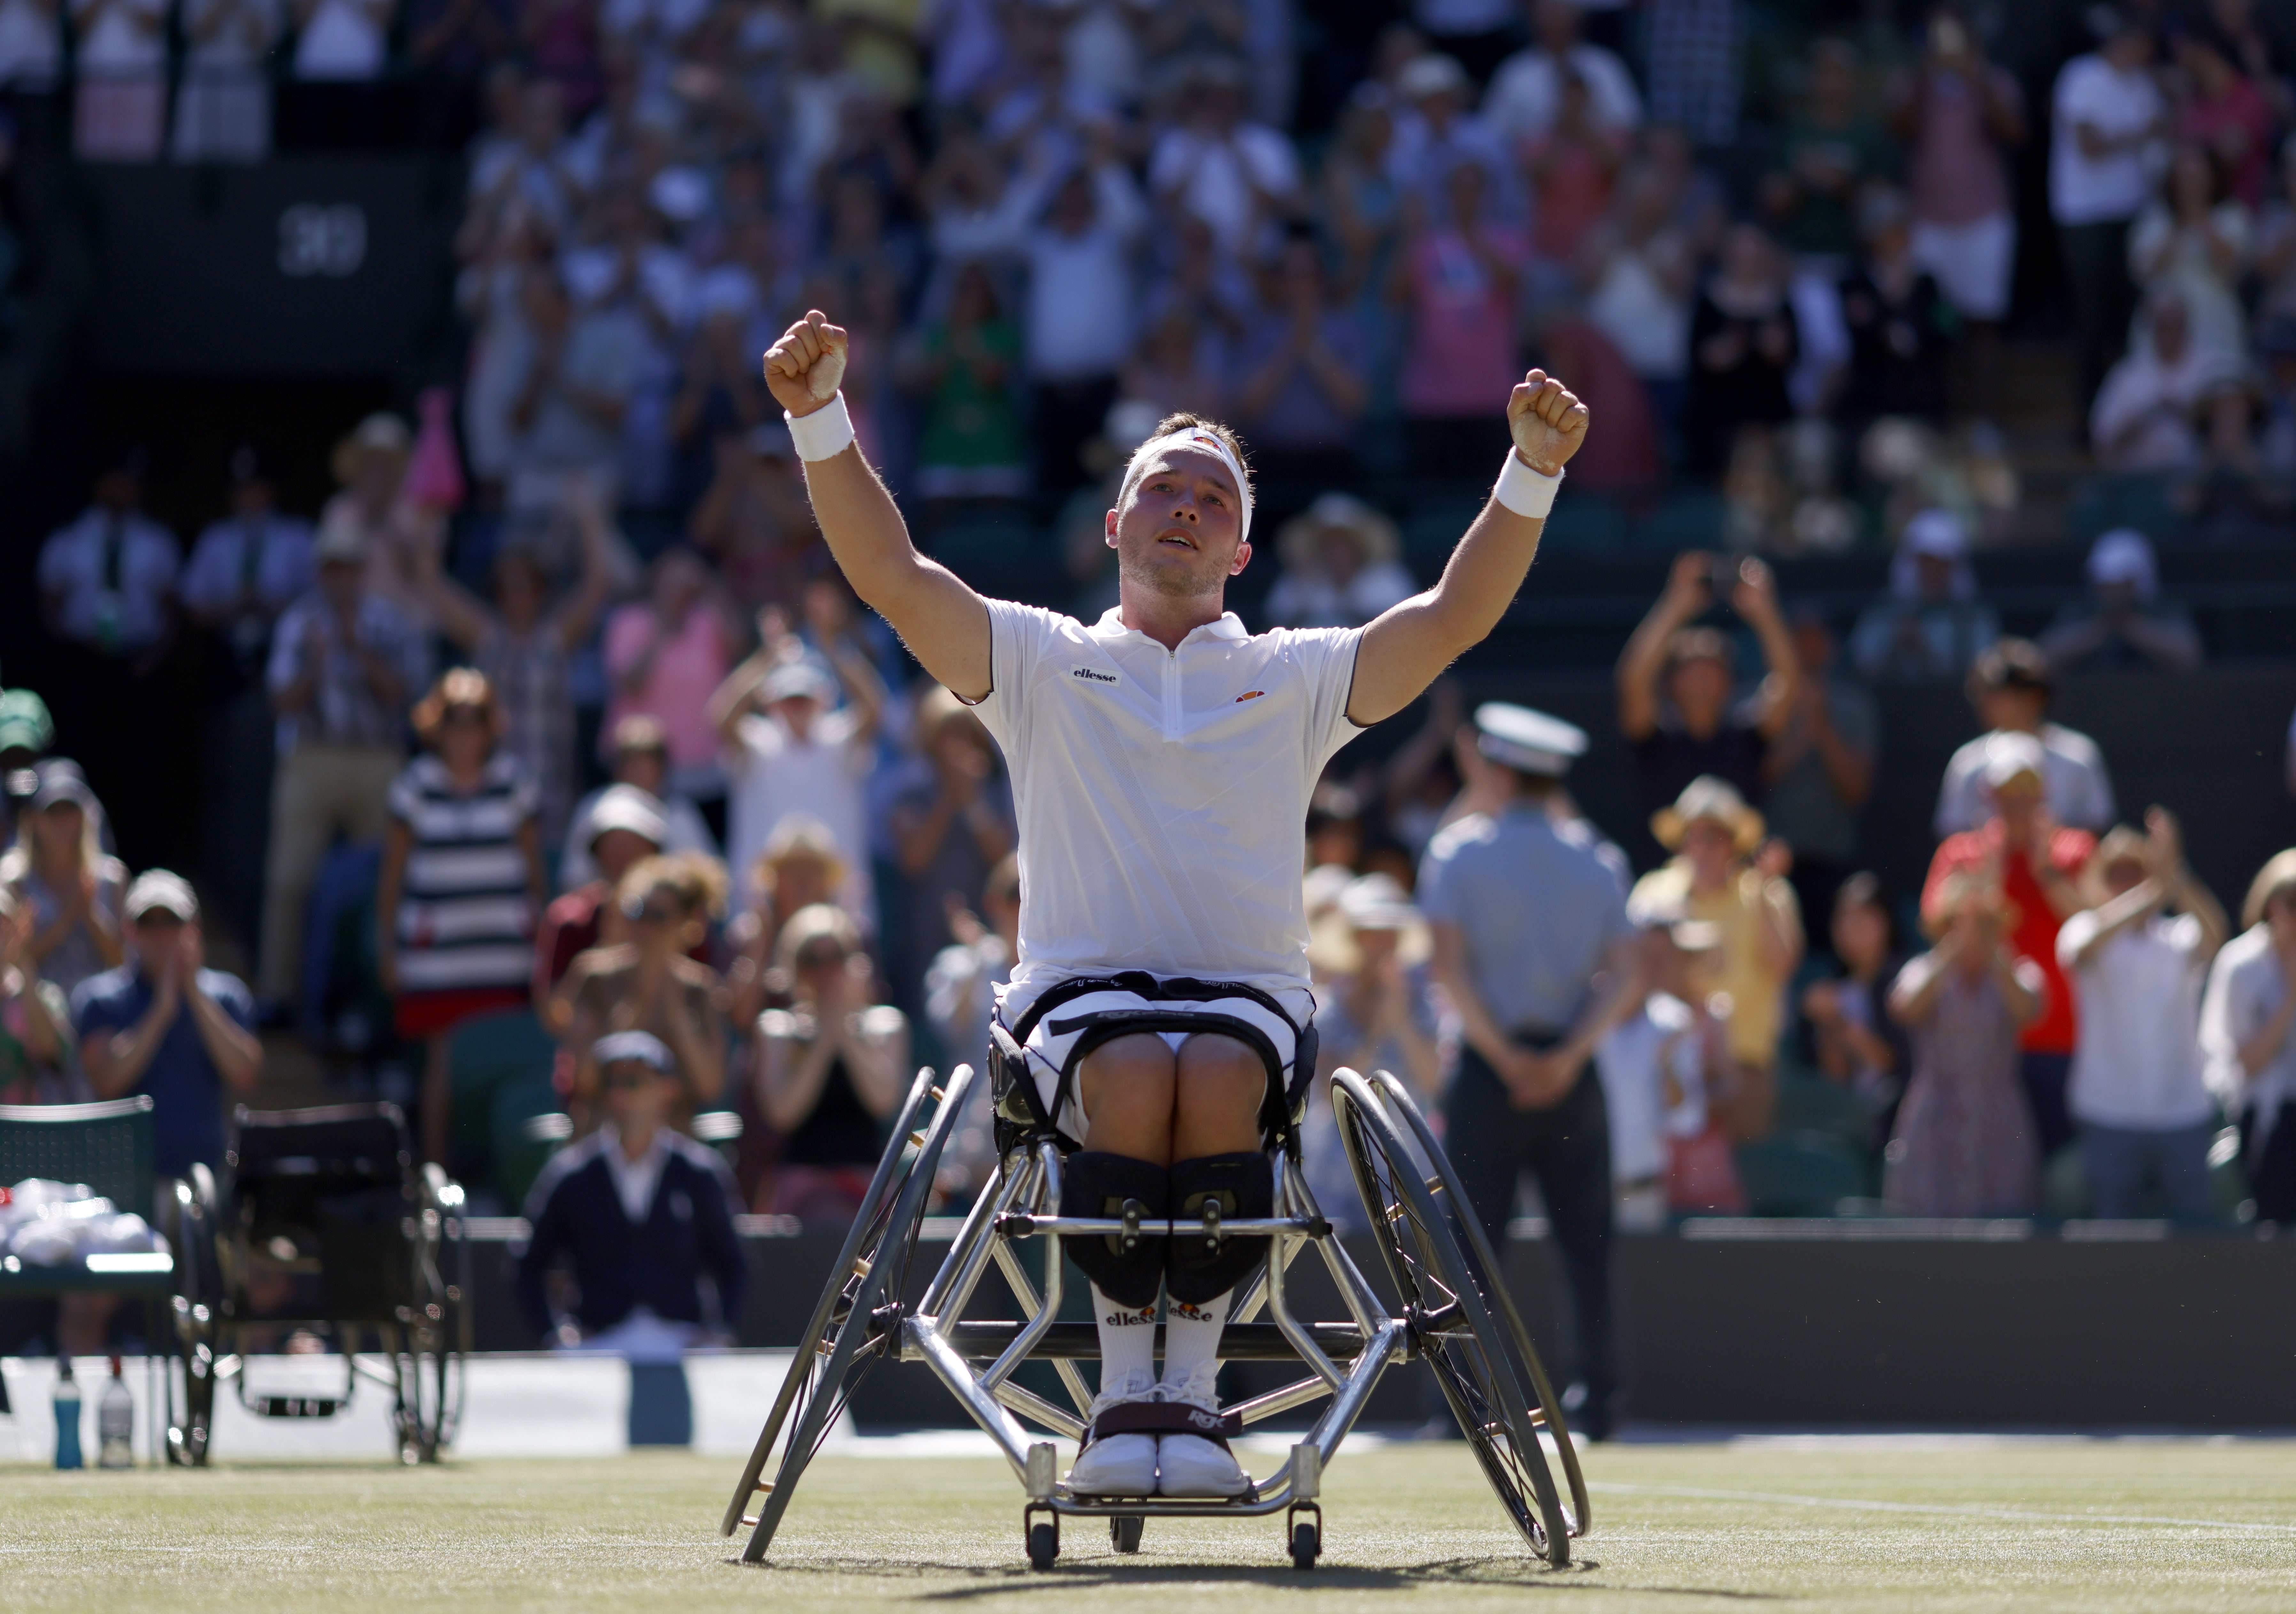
[
  {"x1": 1166, "y1": 1152, "x2": 1272, "y2": 1304},
  {"x1": 1059, "y1": 1151, "x2": 1167, "y2": 1309}
]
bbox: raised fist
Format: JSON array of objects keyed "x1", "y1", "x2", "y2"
[
  {"x1": 1506, "y1": 369, "x2": 1590, "y2": 478},
  {"x1": 762, "y1": 309, "x2": 849, "y2": 417}
]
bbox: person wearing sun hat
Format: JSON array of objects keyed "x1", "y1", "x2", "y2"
[
  {"x1": 1263, "y1": 492, "x2": 1417, "y2": 629},
  {"x1": 1628, "y1": 775, "x2": 1804, "y2": 1142},
  {"x1": 1419, "y1": 701, "x2": 1641, "y2": 1439}
]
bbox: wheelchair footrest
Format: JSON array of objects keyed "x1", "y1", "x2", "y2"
[
  {"x1": 940, "y1": 1320, "x2": 1367, "y2": 1362},
  {"x1": 254, "y1": 1397, "x2": 342, "y2": 1418}
]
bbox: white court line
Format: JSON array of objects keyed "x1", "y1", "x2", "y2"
[{"x1": 1590, "y1": 1480, "x2": 2296, "y2": 1535}]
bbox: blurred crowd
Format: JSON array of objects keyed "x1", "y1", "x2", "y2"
[{"x1": 5, "y1": 0, "x2": 2296, "y2": 1250}]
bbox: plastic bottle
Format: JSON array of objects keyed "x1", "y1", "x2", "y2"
[
  {"x1": 52, "y1": 1358, "x2": 82, "y2": 1470},
  {"x1": 98, "y1": 1356, "x2": 134, "y2": 1469}
]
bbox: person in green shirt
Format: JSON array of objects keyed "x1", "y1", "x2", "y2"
[
  {"x1": 1761, "y1": 38, "x2": 1899, "y2": 262},
  {"x1": 910, "y1": 263, "x2": 1027, "y2": 507}
]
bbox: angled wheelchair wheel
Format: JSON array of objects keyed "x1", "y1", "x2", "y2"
[
  {"x1": 723, "y1": 1066, "x2": 965, "y2": 1560},
  {"x1": 1332, "y1": 1072, "x2": 1573, "y2": 1564},
  {"x1": 164, "y1": 1164, "x2": 221, "y2": 1467},
  {"x1": 1362, "y1": 1069, "x2": 1590, "y2": 1543},
  {"x1": 390, "y1": 1166, "x2": 469, "y2": 1464}
]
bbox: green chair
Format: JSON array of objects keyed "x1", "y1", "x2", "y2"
[
  {"x1": 446, "y1": 1010, "x2": 562, "y2": 1209},
  {"x1": 1734, "y1": 1129, "x2": 1873, "y2": 1217}
]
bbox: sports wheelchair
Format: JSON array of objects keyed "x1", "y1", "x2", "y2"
[
  {"x1": 721, "y1": 998, "x2": 1590, "y2": 1571},
  {"x1": 162, "y1": 1102, "x2": 471, "y2": 1465}
]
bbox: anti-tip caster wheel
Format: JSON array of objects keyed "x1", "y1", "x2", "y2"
[
  {"x1": 1027, "y1": 1520, "x2": 1060, "y2": 1571},
  {"x1": 1289, "y1": 1518, "x2": 1321, "y2": 1571},
  {"x1": 1110, "y1": 1515, "x2": 1144, "y2": 1554}
]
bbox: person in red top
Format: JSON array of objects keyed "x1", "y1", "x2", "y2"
[
  {"x1": 533, "y1": 784, "x2": 666, "y2": 1023},
  {"x1": 1921, "y1": 731, "x2": 2094, "y2": 1162}
]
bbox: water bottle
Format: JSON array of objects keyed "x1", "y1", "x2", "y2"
[
  {"x1": 98, "y1": 1356, "x2": 134, "y2": 1469},
  {"x1": 52, "y1": 1358, "x2": 82, "y2": 1470}
]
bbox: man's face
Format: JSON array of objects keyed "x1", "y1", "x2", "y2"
[
  {"x1": 603, "y1": 1061, "x2": 673, "y2": 1134},
  {"x1": 1681, "y1": 818, "x2": 1737, "y2": 884},
  {"x1": 319, "y1": 559, "x2": 364, "y2": 618},
  {"x1": 772, "y1": 693, "x2": 822, "y2": 740},
  {"x1": 1975, "y1": 685, "x2": 2046, "y2": 732},
  {"x1": 592, "y1": 828, "x2": 658, "y2": 887},
  {"x1": 1666, "y1": 654, "x2": 1731, "y2": 729},
  {"x1": 1988, "y1": 772, "x2": 2042, "y2": 830},
  {"x1": 129, "y1": 912, "x2": 185, "y2": 974},
  {"x1": 1106, "y1": 446, "x2": 1250, "y2": 601},
  {"x1": 616, "y1": 746, "x2": 668, "y2": 797}
]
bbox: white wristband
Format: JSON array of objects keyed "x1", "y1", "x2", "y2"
[
  {"x1": 1493, "y1": 451, "x2": 1562, "y2": 518},
  {"x1": 785, "y1": 394, "x2": 856, "y2": 462}
]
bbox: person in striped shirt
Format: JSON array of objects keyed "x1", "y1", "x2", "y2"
[{"x1": 379, "y1": 668, "x2": 548, "y2": 1164}]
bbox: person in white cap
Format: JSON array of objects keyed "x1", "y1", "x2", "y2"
[
  {"x1": 762, "y1": 303, "x2": 1588, "y2": 1496},
  {"x1": 2036, "y1": 526, "x2": 2203, "y2": 675},
  {"x1": 1418, "y1": 701, "x2": 1640, "y2": 1438},
  {"x1": 1934, "y1": 637, "x2": 2116, "y2": 838},
  {"x1": 1846, "y1": 507, "x2": 2002, "y2": 682}
]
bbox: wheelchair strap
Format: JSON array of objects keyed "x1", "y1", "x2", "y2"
[{"x1": 1084, "y1": 1398, "x2": 1244, "y2": 1451}]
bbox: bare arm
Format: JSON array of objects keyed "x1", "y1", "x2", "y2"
[
  {"x1": 763, "y1": 312, "x2": 991, "y2": 699},
  {"x1": 2063, "y1": 878, "x2": 2166, "y2": 971},
  {"x1": 82, "y1": 980, "x2": 183, "y2": 1100},
  {"x1": 1888, "y1": 947, "x2": 1950, "y2": 1027},
  {"x1": 553, "y1": 501, "x2": 617, "y2": 651},
  {"x1": 1346, "y1": 371, "x2": 1588, "y2": 726},
  {"x1": 182, "y1": 975, "x2": 262, "y2": 1095},
  {"x1": 1616, "y1": 553, "x2": 1714, "y2": 742},
  {"x1": 412, "y1": 526, "x2": 496, "y2": 651}
]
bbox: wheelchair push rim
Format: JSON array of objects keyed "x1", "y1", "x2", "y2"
[
  {"x1": 1331, "y1": 1071, "x2": 1574, "y2": 1564},
  {"x1": 1361, "y1": 1068, "x2": 1590, "y2": 1541},
  {"x1": 722, "y1": 1064, "x2": 971, "y2": 1558}
]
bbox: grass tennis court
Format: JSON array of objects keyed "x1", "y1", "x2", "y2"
[{"x1": 6, "y1": 1437, "x2": 2293, "y2": 1613}]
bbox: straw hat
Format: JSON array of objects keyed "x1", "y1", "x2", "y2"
[
  {"x1": 1277, "y1": 492, "x2": 1400, "y2": 575},
  {"x1": 1650, "y1": 776, "x2": 1765, "y2": 855},
  {"x1": 331, "y1": 412, "x2": 412, "y2": 487},
  {"x1": 1307, "y1": 873, "x2": 1432, "y2": 976}
]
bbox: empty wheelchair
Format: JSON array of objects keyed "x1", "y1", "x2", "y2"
[
  {"x1": 163, "y1": 1101, "x2": 471, "y2": 1465},
  {"x1": 718, "y1": 1023, "x2": 1589, "y2": 1571}
]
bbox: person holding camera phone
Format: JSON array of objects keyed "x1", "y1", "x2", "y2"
[{"x1": 1616, "y1": 550, "x2": 1803, "y2": 824}]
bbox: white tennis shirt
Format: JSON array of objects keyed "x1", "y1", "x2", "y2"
[{"x1": 972, "y1": 600, "x2": 1366, "y2": 1013}]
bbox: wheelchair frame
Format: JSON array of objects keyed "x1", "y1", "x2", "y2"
[
  {"x1": 721, "y1": 1057, "x2": 1589, "y2": 1571},
  {"x1": 162, "y1": 1102, "x2": 473, "y2": 1466}
]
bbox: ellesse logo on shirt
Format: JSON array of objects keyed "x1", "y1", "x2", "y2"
[{"x1": 1069, "y1": 665, "x2": 1120, "y2": 685}]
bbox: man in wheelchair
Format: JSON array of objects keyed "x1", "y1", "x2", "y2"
[{"x1": 761, "y1": 307, "x2": 1588, "y2": 1499}]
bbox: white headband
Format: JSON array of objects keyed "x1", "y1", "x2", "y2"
[{"x1": 1124, "y1": 427, "x2": 1254, "y2": 541}]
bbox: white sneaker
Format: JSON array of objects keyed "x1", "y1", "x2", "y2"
[
  {"x1": 1153, "y1": 1362, "x2": 1250, "y2": 1498},
  {"x1": 1065, "y1": 1369, "x2": 1159, "y2": 1497}
]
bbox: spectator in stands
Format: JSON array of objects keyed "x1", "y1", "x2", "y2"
[
  {"x1": 321, "y1": 413, "x2": 438, "y2": 629},
  {"x1": 2050, "y1": 7, "x2": 2167, "y2": 418},
  {"x1": 1301, "y1": 872, "x2": 1445, "y2": 1229},
  {"x1": 1121, "y1": 301, "x2": 1232, "y2": 424},
  {"x1": 182, "y1": 448, "x2": 315, "y2": 699},
  {"x1": 1392, "y1": 158, "x2": 1524, "y2": 482},
  {"x1": 1884, "y1": 871, "x2": 2043, "y2": 1217},
  {"x1": 378, "y1": 669, "x2": 547, "y2": 1163},
  {"x1": 689, "y1": 424, "x2": 815, "y2": 613},
  {"x1": 2060, "y1": 812, "x2": 2229, "y2": 1220},
  {"x1": 508, "y1": 268, "x2": 644, "y2": 513},
  {"x1": 2129, "y1": 142, "x2": 2253, "y2": 371},
  {"x1": 921, "y1": 853, "x2": 1019, "y2": 1198},
  {"x1": 71, "y1": 0, "x2": 167, "y2": 160},
  {"x1": 1523, "y1": 66, "x2": 1630, "y2": 286},
  {"x1": 724, "y1": 817, "x2": 847, "y2": 1032},
  {"x1": 2038, "y1": 528, "x2": 2204, "y2": 674},
  {"x1": 712, "y1": 592, "x2": 884, "y2": 919},
  {"x1": 260, "y1": 519, "x2": 427, "y2": 1010},
  {"x1": 1896, "y1": 6, "x2": 2024, "y2": 339},
  {"x1": 560, "y1": 717, "x2": 718, "y2": 894},
  {"x1": 754, "y1": 902, "x2": 909, "y2": 1223},
  {"x1": 1, "y1": 765, "x2": 126, "y2": 1005},
  {"x1": 1761, "y1": 609, "x2": 1877, "y2": 927},
  {"x1": 515, "y1": 1029, "x2": 748, "y2": 1352},
  {"x1": 0, "y1": 885, "x2": 76, "y2": 1104},
  {"x1": 601, "y1": 547, "x2": 741, "y2": 815},
  {"x1": 1616, "y1": 551, "x2": 1800, "y2": 815},
  {"x1": 418, "y1": 491, "x2": 613, "y2": 851},
  {"x1": 1263, "y1": 493, "x2": 1416, "y2": 631},
  {"x1": 2090, "y1": 292, "x2": 2253, "y2": 473},
  {"x1": 1320, "y1": 82, "x2": 1404, "y2": 386},
  {"x1": 0, "y1": 0, "x2": 61, "y2": 89},
  {"x1": 0, "y1": 690, "x2": 53, "y2": 848},
  {"x1": 535, "y1": 783, "x2": 666, "y2": 1014},
  {"x1": 2257, "y1": 138, "x2": 2296, "y2": 329},
  {"x1": 1631, "y1": 777, "x2": 1803, "y2": 1142},
  {"x1": 36, "y1": 450, "x2": 180, "y2": 868},
  {"x1": 1601, "y1": 913, "x2": 1742, "y2": 1220},
  {"x1": 1232, "y1": 230, "x2": 1370, "y2": 487},
  {"x1": 175, "y1": 0, "x2": 284, "y2": 160},
  {"x1": 291, "y1": 0, "x2": 395, "y2": 83},
  {"x1": 1483, "y1": 0, "x2": 1641, "y2": 152},
  {"x1": 1847, "y1": 508, "x2": 2000, "y2": 683},
  {"x1": 556, "y1": 853, "x2": 728, "y2": 1132},
  {"x1": 1418, "y1": 703, "x2": 1639, "y2": 1438},
  {"x1": 1685, "y1": 223, "x2": 1798, "y2": 473},
  {"x1": 1935, "y1": 638, "x2": 2116, "y2": 836},
  {"x1": 1578, "y1": 161, "x2": 1696, "y2": 441},
  {"x1": 1924, "y1": 731, "x2": 2097, "y2": 1163},
  {"x1": 2202, "y1": 849, "x2": 2296, "y2": 1223},
  {"x1": 887, "y1": 686, "x2": 1014, "y2": 1015},
  {"x1": 1836, "y1": 191, "x2": 1956, "y2": 431},
  {"x1": 1800, "y1": 871, "x2": 1912, "y2": 1142},
  {"x1": 1761, "y1": 38, "x2": 1893, "y2": 266},
  {"x1": 1389, "y1": 51, "x2": 1508, "y2": 202},
  {"x1": 1025, "y1": 146, "x2": 1147, "y2": 496},
  {"x1": 2176, "y1": 29, "x2": 2274, "y2": 209},
  {"x1": 75, "y1": 870, "x2": 260, "y2": 1173},
  {"x1": 906, "y1": 261, "x2": 1028, "y2": 508}
]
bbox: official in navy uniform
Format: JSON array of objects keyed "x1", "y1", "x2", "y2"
[{"x1": 1417, "y1": 703, "x2": 1642, "y2": 1438}]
